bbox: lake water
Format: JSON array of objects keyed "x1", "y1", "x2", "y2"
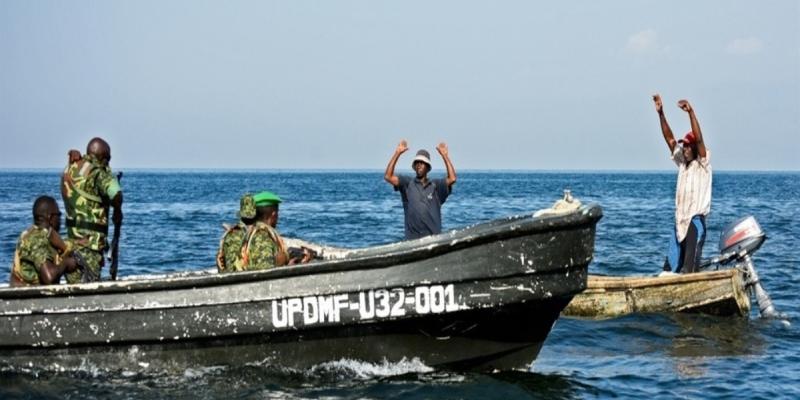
[{"x1": 0, "y1": 170, "x2": 798, "y2": 399}]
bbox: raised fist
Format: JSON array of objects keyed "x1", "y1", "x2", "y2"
[
  {"x1": 652, "y1": 94, "x2": 663, "y2": 113},
  {"x1": 436, "y1": 142, "x2": 449, "y2": 156},
  {"x1": 677, "y1": 99, "x2": 692, "y2": 113},
  {"x1": 396, "y1": 140, "x2": 409, "y2": 154}
]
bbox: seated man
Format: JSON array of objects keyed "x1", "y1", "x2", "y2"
[
  {"x1": 9, "y1": 196, "x2": 80, "y2": 286},
  {"x1": 216, "y1": 193, "x2": 257, "y2": 273},
  {"x1": 216, "y1": 191, "x2": 313, "y2": 273}
]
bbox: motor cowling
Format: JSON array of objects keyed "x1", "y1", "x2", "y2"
[
  {"x1": 715, "y1": 216, "x2": 785, "y2": 320},
  {"x1": 719, "y1": 215, "x2": 765, "y2": 256}
]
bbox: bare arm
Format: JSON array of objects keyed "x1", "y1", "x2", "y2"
[
  {"x1": 38, "y1": 257, "x2": 78, "y2": 285},
  {"x1": 653, "y1": 94, "x2": 677, "y2": 153},
  {"x1": 678, "y1": 100, "x2": 707, "y2": 158},
  {"x1": 436, "y1": 142, "x2": 457, "y2": 187},
  {"x1": 38, "y1": 260, "x2": 66, "y2": 285},
  {"x1": 383, "y1": 140, "x2": 408, "y2": 187},
  {"x1": 48, "y1": 228, "x2": 68, "y2": 254}
]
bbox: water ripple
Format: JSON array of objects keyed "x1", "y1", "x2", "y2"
[{"x1": 1, "y1": 170, "x2": 798, "y2": 399}]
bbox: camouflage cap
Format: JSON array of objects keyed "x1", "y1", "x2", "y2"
[
  {"x1": 238, "y1": 193, "x2": 256, "y2": 219},
  {"x1": 253, "y1": 191, "x2": 282, "y2": 207}
]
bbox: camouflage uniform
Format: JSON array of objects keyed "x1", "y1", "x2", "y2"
[
  {"x1": 216, "y1": 194, "x2": 288, "y2": 273},
  {"x1": 9, "y1": 225, "x2": 59, "y2": 286},
  {"x1": 217, "y1": 194, "x2": 256, "y2": 273},
  {"x1": 61, "y1": 154, "x2": 121, "y2": 283},
  {"x1": 245, "y1": 222, "x2": 287, "y2": 271},
  {"x1": 216, "y1": 222, "x2": 250, "y2": 273}
]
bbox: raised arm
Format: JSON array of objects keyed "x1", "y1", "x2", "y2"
[
  {"x1": 678, "y1": 100, "x2": 707, "y2": 158},
  {"x1": 384, "y1": 140, "x2": 408, "y2": 187},
  {"x1": 653, "y1": 94, "x2": 677, "y2": 153},
  {"x1": 436, "y1": 142, "x2": 457, "y2": 187}
]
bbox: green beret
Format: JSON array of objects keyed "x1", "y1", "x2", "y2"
[
  {"x1": 253, "y1": 191, "x2": 282, "y2": 207},
  {"x1": 238, "y1": 193, "x2": 256, "y2": 219}
]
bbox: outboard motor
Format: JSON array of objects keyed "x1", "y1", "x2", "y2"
[{"x1": 702, "y1": 216, "x2": 784, "y2": 319}]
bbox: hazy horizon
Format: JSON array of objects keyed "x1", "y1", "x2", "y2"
[{"x1": 1, "y1": 167, "x2": 797, "y2": 174}]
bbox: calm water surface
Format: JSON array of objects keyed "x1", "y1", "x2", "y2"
[{"x1": 0, "y1": 170, "x2": 798, "y2": 399}]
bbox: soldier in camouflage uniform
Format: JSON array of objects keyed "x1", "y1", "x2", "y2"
[
  {"x1": 9, "y1": 196, "x2": 80, "y2": 286},
  {"x1": 216, "y1": 191, "x2": 313, "y2": 273},
  {"x1": 216, "y1": 194, "x2": 257, "y2": 273},
  {"x1": 61, "y1": 138, "x2": 123, "y2": 283}
]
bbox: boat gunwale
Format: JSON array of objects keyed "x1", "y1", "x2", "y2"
[
  {"x1": 584, "y1": 269, "x2": 743, "y2": 290},
  {"x1": 0, "y1": 204, "x2": 602, "y2": 299}
]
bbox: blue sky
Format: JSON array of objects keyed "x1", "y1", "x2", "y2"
[{"x1": 1, "y1": 1, "x2": 798, "y2": 170}]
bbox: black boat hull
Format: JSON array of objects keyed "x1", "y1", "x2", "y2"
[
  {"x1": 1, "y1": 295, "x2": 574, "y2": 371},
  {"x1": 0, "y1": 204, "x2": 601, "y2": 371}
]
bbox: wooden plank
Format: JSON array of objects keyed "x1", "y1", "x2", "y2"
[{"x1": 563, "y1": 269, "x2": 750, "y2": 319}]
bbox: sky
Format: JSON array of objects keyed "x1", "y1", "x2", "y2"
[{"x1": 1, "y1": 1, "x2": 798, "y2": 171}]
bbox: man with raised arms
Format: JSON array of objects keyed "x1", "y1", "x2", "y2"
[
  {"x1": 653, "y1": 94, "x2": 712, "y2": 274},
  {"x1": 384, "y1": 140, "x2": 457, "y2": 240}
]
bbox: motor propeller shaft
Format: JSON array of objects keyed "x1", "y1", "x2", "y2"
[{"x1": 742, "y1": 255, "x2": 786, "y2": 319}]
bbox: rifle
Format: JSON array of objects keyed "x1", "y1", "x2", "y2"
[{"x1": 109, "y1": 171, "x2": 123, "y2": 280}]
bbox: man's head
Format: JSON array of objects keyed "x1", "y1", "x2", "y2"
[
  {"x1": 678, "y1": 131, "x2": 698, "y2": 163},
  {"x1": 32, "y1": 195, "x2": 61, "y2": 231},
  {"x1": 412, "y1": 149, "x2": 432, "y2": 178},
  {"x1": 253, "y1": 191, "x2": 282, "y2": 228},
  {"x1": 87, "y1": 137, "x2": 112, "y2": 165}
]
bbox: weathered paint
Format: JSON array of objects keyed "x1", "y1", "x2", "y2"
[
  {"x1": 563, "y1": 269, "x2": 751, "y2": 319},
  {"x1": 0, "y1": 203, "x2": 602, "y2": 371}
]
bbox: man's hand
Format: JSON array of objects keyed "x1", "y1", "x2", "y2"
[
  {"x1": 68, "y1": 149, "x2": 82, "y2": 163},
  {"x1": 436, "y1": 142, "x2": 449, "y2": 157},
  {"x1": 396, "y1": 140, "x2": 409, "y2": 155},
  {"x1": 678, "y1": 99, "x2": 693, "y2": 113},
  {"x1": 300, "y1": 248, "x2": 315, "y2": 264},
  {"x1": 653, "y1": 94, "x2": 663, "y2": 114},
  {"x1": 287, "y1": 249, "x2": 311, "y2": 265},
  {"x1": 63, "y1": 256, "x2": 79, "y2": 273}
]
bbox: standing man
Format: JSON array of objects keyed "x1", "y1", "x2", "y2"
[
  {"x1": 384, "y1": 140, "x2": 457, "y2": 240},
  {"x1": 9, "y1": 196, "x2": 80, "y2": 286},
  {"x1": 61, "y1": 137, "x2": 123, "y2": 283},
  {"x1": 653, "y1": 94, "x2": 712, "y2": 274}
]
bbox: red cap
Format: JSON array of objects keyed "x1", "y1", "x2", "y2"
[{"x1": 678, "y1": 131, "x2": 696, "y2": 145}]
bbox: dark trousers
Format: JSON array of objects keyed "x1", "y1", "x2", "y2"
[{"x1": 666, "y1": 215, "x2": 707, "y2": 273}]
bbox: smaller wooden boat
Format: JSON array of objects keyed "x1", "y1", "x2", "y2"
[
  {"x1": 562, "y1": 269, "x2": 750, "y2": 319},
  {"x1": 564, "y1": 215, "x2": 785, "y2": 320}
]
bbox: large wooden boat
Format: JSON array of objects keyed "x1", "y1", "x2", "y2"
[
  {"x1": 0, "y1": 203, "x2": 602, "y2": 372},
  {"x1": 563, "y1": 269, "x2": 751, "y2": 319}
]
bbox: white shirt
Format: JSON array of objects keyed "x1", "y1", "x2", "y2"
[{"x1": 672, "y1": 148, "x2": 712, "y2": 242}]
